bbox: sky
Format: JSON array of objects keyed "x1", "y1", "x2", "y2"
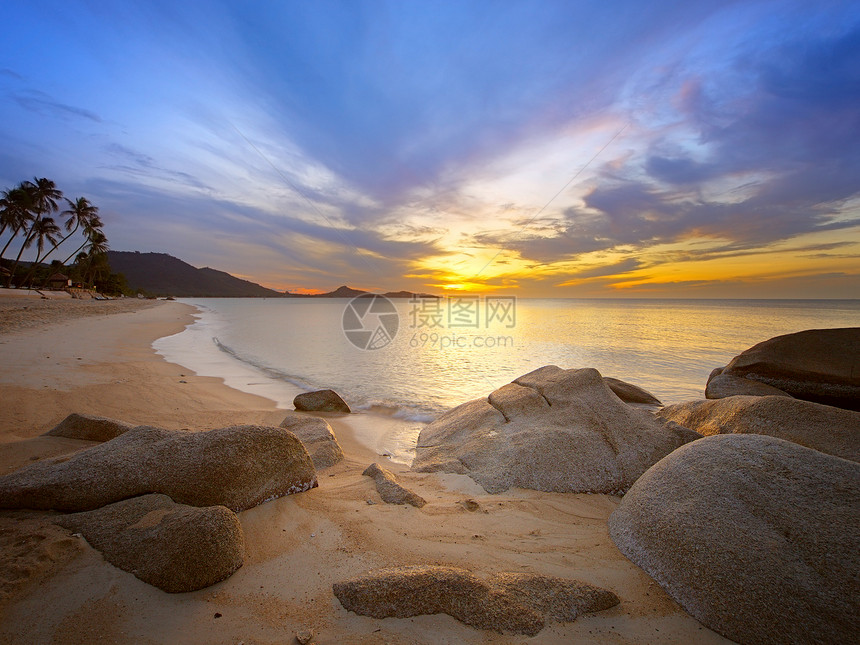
[{"x1": 1, "y1": 0, "x2": 859, "y2": 297}]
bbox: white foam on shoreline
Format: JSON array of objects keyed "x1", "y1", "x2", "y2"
[
  {"x1": 152, "y1": 303, "x2": 423, "y2": 465},
  {"x1": 153, "y1": 305, "x2": 305, "y2": 408}
]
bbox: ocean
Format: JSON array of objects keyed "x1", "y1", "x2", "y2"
[{"x1": 154, "y1": 297, "x2": 859, "y2": 463}]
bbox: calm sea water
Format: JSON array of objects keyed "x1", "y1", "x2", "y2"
[{"x1": 154, "y1": 298, "x2": 859, "y2": 461}]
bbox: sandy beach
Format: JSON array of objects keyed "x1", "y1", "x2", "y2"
[{"x1": 0, "y1": 297, "x2": 734, "y2": 644}]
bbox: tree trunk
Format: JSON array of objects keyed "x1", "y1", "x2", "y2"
[{"x1": 5, "y1": 220, "x2": 39, "y2": 288}]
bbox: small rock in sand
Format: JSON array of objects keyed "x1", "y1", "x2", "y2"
[
  {"x1": 44, "y1": 412, "x2": 136, "y2": 442},
  {"x1": 461, "y1": 499, "x2": 480, "y2": 512},
  {"x1": 294, "y1": 389, "x2": 351, "y2": 414},
  {"x1": 362, "y1": 463, "x2": 426, "y2": 508},
  {"x1": 333, "y1": 565, "x2": 619, "y2": 636}
]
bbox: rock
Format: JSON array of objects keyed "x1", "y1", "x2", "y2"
[
  {"x1": 603, "y1": 377, "x2": 662, "y2": 405},
  {"x1": 55, "y1": 494, "x2": 244, "y2": 593},
  {"x1": 0, "y1": 425, "x2": 318, "y2": 512},
  {"x1": 295, "y1": 629, "x2": 313, "y2": 645},
  {"x1": 413, "y1": 366, "x2": 699, "y2": 493},
  {"x1": 705, "y1": 370, "x2": 794, "y2": 399},
  {"x1": 461, "y1": 499, "x2": 480, "y2": 512},
  {"x1": 294, "y1": 389, "x2": 351, "y2": 414},
  {"x1": 707, "y1": 328, "x2": 860, "y2": 410},
  {"x1": 44, "y1": 413, "x2": 136, "y2": 442},
  {"x1": 608, "y1": 434, "x2": 860, "y2": 645},
  {"x1": 658, "y1": 395, "x2": 860, "y2": 462},
  {"x1": 333, "y1": 565, "x2": 618, "y2": 636},
  {"x1": 279, "y1": 412, "x2": 344, "y2": 469},
  {"x1": 362, "y1": 463, "x2": 426, "y2": 507}
]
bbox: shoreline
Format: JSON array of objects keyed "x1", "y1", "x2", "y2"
[
  {"x1": 152, "y1": 301, "x2": 427, "y2": 464},
  {"x1": 0, "y1": 295, "x2": 733, "y2": 644}
]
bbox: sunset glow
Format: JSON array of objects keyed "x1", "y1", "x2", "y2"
[{"x1": 1, "y1": 1, "x2": 858, "y2": 297}]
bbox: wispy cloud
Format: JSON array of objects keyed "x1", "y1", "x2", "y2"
[
  {"x1": 13, "y1": 90, "x2": 102, "y2": 123},
  {"x1": 0, "y1": 0, "x2": 858, "y2": 296}
]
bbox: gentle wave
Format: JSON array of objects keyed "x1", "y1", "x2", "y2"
[
  {"x1": 213, "y1": 336, "x2": 443, "y2": 422},
  {"x1": 212, "y1": 337, "x2": 318, "y2": 392}
]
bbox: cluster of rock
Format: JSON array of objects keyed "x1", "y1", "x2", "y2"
[
  {"x1": 412, "y1": 366, "x2": 698, "y2": 494},
  {"x1": 392, "y1": 327, "x2": 856, "y2": 644},
  {"x1": 0, "y1": 413, "x2": 334, "y2": 593},
  {"x1": 333, "y1": 565, "x2": 619, "y2": 636},
  {"x1": 607, "y1": 327, "x2": 859, "y2": 645},
  {"x1": 705, "y1": 327, "x2": 859, "y2": 410},
  {"x1": 5, "y1": 329, "x2": 857, "y2": 642}
]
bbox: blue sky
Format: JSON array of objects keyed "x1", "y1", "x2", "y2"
[{"x1": 1, "y1": 0, "x2": 859, "y2": 296}]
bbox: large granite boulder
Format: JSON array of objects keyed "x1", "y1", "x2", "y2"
[
  {"x1": 294, "y1": 389, "x2": 351, "y2": 413},
  {"x1": 362, "y1": 463, "x2": 426, "y2": 507},
  {"x1": 707, "y1": 328, "x2": 860, "y2": 410},
  {"x1": 412, "y1": 366, "x2": 699, "y2": 493},
  {"x1": 55, "y1": 494, "x2": 244, "y2": 593},
  {"x1": 45, "y1": 413, "x2": 136, "y2": 442},
  {"x1": 0, "y1": 425, "x2": 317, "y2": 512},
  {"x1": 333, "y1": 565, "x2": 618, "y2": 636},
  {"x1": 658, "y1": 395, "x2": 860, "y2": 462},
  {"x1": 279, "y1": 412, "x2": 344, "y2": 469},
  {"x1": 609, "y1": 434, "x2": 860, "y2": 645}
]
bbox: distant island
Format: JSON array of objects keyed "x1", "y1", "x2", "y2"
[
  {"x1": 283, "y1": 285, "x2": 438, "y2": 299},
  {"x1": 107, "y1": 251, "x2": 437, "y2": 299}
]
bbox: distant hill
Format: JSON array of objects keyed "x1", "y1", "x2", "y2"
[
  {"x1": 381, "y1": 290, "x2": 439, "y2": 299},
  {"x1": 106, "y1": 251, "x2": 283, "y2": 297},
  {"x1": 107, "y1": 251, "x2": 437, "y2": 298},
  {"x1": 285, "y1": 285, "x2": 438, "y2": 298}
]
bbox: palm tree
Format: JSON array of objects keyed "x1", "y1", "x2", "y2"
[
  {"x1": 4, "y1": 178, "x2": 62, "y2": 287},
  {"x1": 0, "y1": 185, "x2": 36, "y2": 263},
  {"x1": 21, "y1": 217, "x2": 60, "y2": 286},
  {"x1": 5, "y1": 183, "x2": 39, "y2": 287},
  {"x1": 35, "y1": 196, "x2": 100, "y2": 268},
  {"x1": 60, "y1": 210, "x2": 105, "y2": 267},
  {"x1": 21, "y1": 217, "x2": 61, "y2": 287},
  {"x1": 26, "y1": 177, "x2": 62, "y2": 219},
  {"x1": 82, "y1": 230, "x2": 109, "y2": 286}
]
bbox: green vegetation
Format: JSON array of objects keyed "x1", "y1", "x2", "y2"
[{"x1": 0, "y1": 177, "x2": 128, "y2": 296}]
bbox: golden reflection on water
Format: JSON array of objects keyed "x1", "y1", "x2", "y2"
[{"x1": 174, "y1": 297, "x2": 859, "y2": 414}]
